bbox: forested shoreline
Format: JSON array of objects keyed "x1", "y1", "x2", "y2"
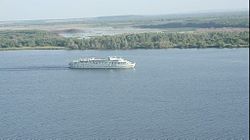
[{"x1": 0, "y1": 30, "x2": 249, "y2": 50}]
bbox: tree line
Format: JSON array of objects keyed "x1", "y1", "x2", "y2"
[
  {"x1": 0, "y1": 30, "x2": 249, "y2": 49},
  {"x1": 136, "y1": 15, "x2": 249, "y2": 29},
  {"x1": 137, "y1": 21, "x2": 249, "y2": 29}
]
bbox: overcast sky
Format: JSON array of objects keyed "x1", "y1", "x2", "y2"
[{"x1": 0, "y1": 0, "x2": 249, "y2": 21}]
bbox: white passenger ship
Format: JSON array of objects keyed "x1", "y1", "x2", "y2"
[{"x1": 69, "y1": 56, "x2": 136, "y2": 69}]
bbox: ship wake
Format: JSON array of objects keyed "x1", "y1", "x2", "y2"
[{"x1": 0, "y1": 65, "x2": 69, "y2": 71}]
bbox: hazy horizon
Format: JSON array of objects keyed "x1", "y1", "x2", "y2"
[{"x1": 0, "y1": 0, "x2": 249, "y2": 21}]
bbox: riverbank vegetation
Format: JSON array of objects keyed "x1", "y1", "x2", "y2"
[
  {"x1": 75, "y1": 31, "x2": 249, "y2": 49},
  {"x1": 0, "y1": 30, "x2": 249, "y2": 50}
]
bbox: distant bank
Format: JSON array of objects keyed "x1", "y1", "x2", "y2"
[
  {"x1": 0, "y1": 45, "x2": 248, "y2": 51},
  {"x1": 0, "y1": 30, "x2": 249, "y2": 51},
  {"x1": 0, "y1": 11, "x2": 249, "y2": 51},
  {"x1": 0, "y1": 46, "x2": 68, "y2": 51}
]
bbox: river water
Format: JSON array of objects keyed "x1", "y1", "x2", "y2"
[{"x1": 0, "y1": 49, "x2": 249, "y2": 139}]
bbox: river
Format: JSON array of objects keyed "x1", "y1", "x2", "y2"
[{"x1": 0, "y1": 48, "x2": 249, "y2": 139}]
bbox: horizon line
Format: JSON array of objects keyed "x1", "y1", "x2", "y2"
[{"x1": 0, "y1": 8, "x2": 248, "y2": 23}]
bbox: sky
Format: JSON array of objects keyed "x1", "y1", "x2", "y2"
[{"x1": 0, "y1": 0, "x2": 249, "y2": 21}]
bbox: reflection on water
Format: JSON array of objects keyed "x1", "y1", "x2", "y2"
[{"x1": 0, "y1": 66, "x2": 136, "y2": 72}]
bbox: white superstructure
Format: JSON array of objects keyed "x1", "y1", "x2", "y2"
[{"x1": 69, "y1": 56, "x2": 136, "y2": 69}]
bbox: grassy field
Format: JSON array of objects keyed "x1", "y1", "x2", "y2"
[{"x1": 0, "y1": 11, "x2": 248, "y2": 30}]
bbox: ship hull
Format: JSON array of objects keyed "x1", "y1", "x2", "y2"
[{"x1": 69, "y1": 62, "x2": 135, "y2": 69}]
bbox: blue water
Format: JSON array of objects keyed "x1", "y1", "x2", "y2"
[{"x1": 0, "y1": 49, "x2": 249, "y2": 139}]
